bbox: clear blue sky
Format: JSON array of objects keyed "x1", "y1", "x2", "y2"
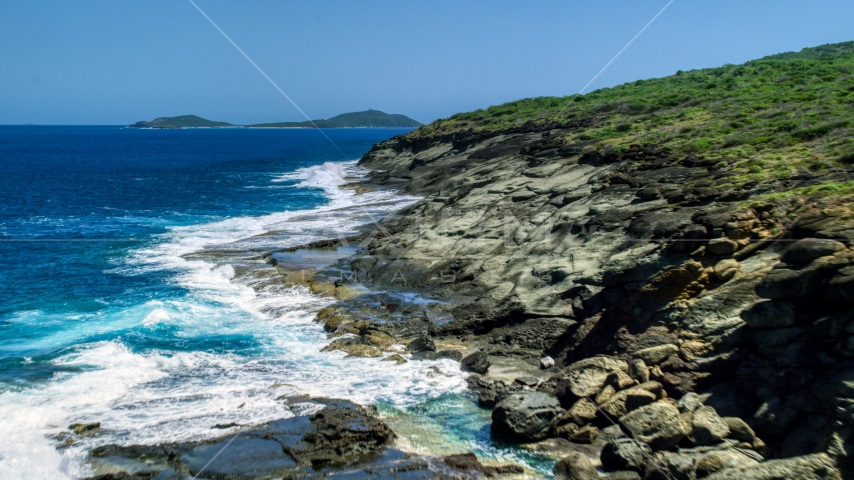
[{"x1": 2, "y1": 1, "x2": 853, "y2": 125}]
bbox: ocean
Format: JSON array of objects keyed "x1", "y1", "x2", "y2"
[{"x1": 0, "y1": 126, "x2": 552, "y2": 478}]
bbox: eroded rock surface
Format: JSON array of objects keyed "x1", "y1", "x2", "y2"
[
  {"x1": 240, "y1": 112, "x2": 854, "y2": 477},
  {"x1": 84, "y1": 397, "x2": 423, "y2": 480}
]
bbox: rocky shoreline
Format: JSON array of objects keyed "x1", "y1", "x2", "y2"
[
  {"x1": 81, "y1": 113, "x2": 854, "y2": 478},
  {"x1": 288, "y1": 122, "x2": 852, "y2": 478}
]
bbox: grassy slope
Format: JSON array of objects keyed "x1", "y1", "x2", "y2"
[
  {"x1": 251, "y1": 110, "x2": 422, "y2": 128},
  {"x1": 415, "y1": 41, "x2": 854, "y2": 199}
]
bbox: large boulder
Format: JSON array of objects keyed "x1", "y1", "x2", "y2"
[
  {"x1": 781, "y1": 238, "x2": 846, "y2": 265},
  {"x1": 566, "y1": 397, "x2": 598, "y2": 425},
  {"x1": 554, "y1": 451, "x2": 598, "y2": 480},
  {"x1": 703, "y1": 453, "x2": 841, "y2": 480},
  {"x1": 692, "y1": 406, "x2": 730, "y2": 446},
  {"x1": 714, "y1": 259, "x2": 740, "y2": 281},
  {"x1": 492, "y1": 391, "x2": 564, "y2": 442},
  {"x1": 466, "y1": 375, "x2": 510, "y2": 408},
  {"x1": 629, "y1": 359, "x2": 650, "y2": 383},
  {"x1": 619, "y1": 401, "x2": 686, "y2": 451},
  {"x1": 644, "y1": 451, "x2": 695, "y2": 480},
  {"x1": 321, "y1": 337, "x2": 383, "y2": 357},
  {"x1": 600, "y1": 438, "x2": 652, "y2": 473},
  {"x1": 460, "y1": 351, "x2": 491, "y2": 374},
  {"x1": 633, "y1": 344, "x2": 679, "y2": 365},
  {"x1": 553, "y1": 356, "x2": 629, "y2": 406},
  {"x1": 722, "y1": 417, "x2": 762, "y2": 450},
  {"x1": 598, "y1": 424, "x2": 628, "y2": 444},
  {"x1": 695, "y1": 449, "x2": 763, "y2": 478},
  {"x1": 755, "y1": 267, "x2": 821, "y2": 299},
  {"x1": 600, "y1": 384, "x2": 659, "y2": 418},
  {"x1": 406, "y1": 335, "x2": 436, "y2": 353},
  {"x1": 677, "y1": 392, "x2": 705, "y2": 413},
  {"x1": 569, "y1": 425, "x2": 600, "y2": 444},
  {"x1": 708, "y1": 238, "x2": 739, "y2": 256}
]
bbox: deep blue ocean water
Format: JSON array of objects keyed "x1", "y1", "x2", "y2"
[{"x1": 0, "y1": 126, "x2": 554, "y2": 478}]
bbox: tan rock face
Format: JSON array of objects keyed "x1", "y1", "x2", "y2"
[
  {"x1": 381, "y1": 354, "x2": 407, "y2": 365},
  {"x1": 568, "y1": 425, "x2": 599, "y2": 444},
  {"x1": 595, "y1": 384, "x2": 617, "y2": 405},
  {"x1": 702, "y1": 453, "x2": 841, "y2": 480},
  {"x1": 352, "y1": 116, "x2": 854, "y2": 466},
  {"x1": 567, "y1": 398, "x2": 598, "y2": 425},
  {"x1": 600, "y1": 386, "x2": 657, "y2": 418},
  {"x1": 633, "y1": 344, "x2": 679, "y2": 365},
  {"x1": 692, "y1": 406, "x2": 730, "y2": 446},
  {"x1": 364, "y1": 332, "x2": 394, "y2": 348},
  {"x1": 714, "y1": 259, "x2": 740, "y2": 281},
  {"x1": 619, "y1": 401, "x2": 686, "y2": 451},
  {"x1": 708, "y1": 238, "x2": 739, "y2": 255},
  {"x1": 321, "y1": 338, "x2": 382, "y2": 357}
]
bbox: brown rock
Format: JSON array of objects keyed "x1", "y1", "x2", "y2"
[
  {"x1": 442, "y1": 452, "x2": 524, "y2": 476},
  {"x1": 70, "y1": 422, "x2": 100, "y2": 435},
  {"x1": 555, "y1": 422, "x2": 580, "y2": 439},
  {"x1": 629, "y1": 359, "x2": 649, "y2": 383},
  {"x1": 321, "y1": 338, "x2": 382, "y2": 357},
  {"x1": 708, "y1": 238, "x2": 738, "y2": 255},
  {"x1": 695, "y1": 453, "x2": 726, "y2": 478},
  {"x1": 619, "y1": 401, "x2": 686, "y2": 451},
  {"x1": 566, "y1": 398, "x2": 598, "y2": 426},
  {"x1": 596, "y1": 385, "x2": 617, "y2": 405},
  {"x1": 365, "y1": 332, "x2": 394, "y2": 348},
  {"x1": 713, "y1": 259, "x2": 740, "y2": 281},
  {"x1": 782, "y1": 238, "x2": 846, "y2": 265},
  {"x1": 600, "y1": 385, "x2": 658, "y2": 418},
  {"x1": 381, "y1": 354, "x2": 407, "y2": 365},
  {"x1": 569, "y1": 425, "x2": 599, "y2": 444},
  {"x1": 554, "y1": 451, "x2": 598, "y2": 480},
  {"x1": 633, "y1": 344, "x2": 679, "y2": 365},
  {"x1": 723, "y1": 416, "x2": 759, "y2": 447},
  {"x1": 692, "y1": 406, "x2": 730, "y2": 446}
]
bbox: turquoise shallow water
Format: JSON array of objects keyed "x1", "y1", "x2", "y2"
[{"x1": 0, "y1": 126, "x2": 553, "y2": 478}]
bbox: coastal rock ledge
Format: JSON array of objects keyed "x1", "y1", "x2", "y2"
[
  {"x1": 84, "y1": 396, "x2": 518, "y2": 479},
  {"x1": 288, "y1": 101, "x2": 853, "y2": 476},
  {"x1": 183, "y1": 43, "x2": 854, "y2": 478}
]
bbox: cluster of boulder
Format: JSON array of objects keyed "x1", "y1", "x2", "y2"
[{"x1": 468, "y1": 352, "x2": 843, "y2": 479}]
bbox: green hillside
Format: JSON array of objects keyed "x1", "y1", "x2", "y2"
[
  {"x1": 249, "y1": 110, "x2": 422, "y2": 128},
  {"x1": 416, "y1": 41, "x2": 854, "y2": 198},
  {"x1": 130, "y1": 115, "x2": 232, "y2": 128}
]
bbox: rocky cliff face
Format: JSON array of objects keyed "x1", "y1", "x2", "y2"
[{"x1": 344, "y1": 124, "x2": 854, "y2": 477}]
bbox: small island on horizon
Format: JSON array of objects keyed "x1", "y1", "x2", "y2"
[
  {"x1": 129, "y1": 115, "x2": 233, "y2": 129},
  {"x1": 129, "y1": 110, "x2": 422, "y2": 129}
]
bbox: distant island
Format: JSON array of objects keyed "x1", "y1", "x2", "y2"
[
  {"x1": 248, "y1": 110, "x2": 422, "y2": 128},
  {"x1": 129, "y1": 110, "x2": 422, "y2": 129},
  {"x1": 129, "y1": 115, "x2": 233, "y2": 129}
]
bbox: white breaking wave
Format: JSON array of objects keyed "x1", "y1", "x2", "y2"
[
  {"x1": 275, "y1": 161, "x2": 348, "y2": 188},
  {"x1": 0, "y1": 161, "x2": 469, "y2": 480}
]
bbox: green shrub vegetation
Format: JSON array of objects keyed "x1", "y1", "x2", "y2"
[{"x1": 417, "y1": 41, "x2": 854, "y2": 197}]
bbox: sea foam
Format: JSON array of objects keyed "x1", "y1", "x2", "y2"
[{"x1": 0, "y1": 161, "x2": 466, "y2": 479}]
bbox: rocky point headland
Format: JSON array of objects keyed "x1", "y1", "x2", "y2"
[
  {"x1": 84, "y1": 41, "x2": 854, "y2": 479},
  {"x1": 291, "y1": 41, "x2": 854, "y2": 479}
]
